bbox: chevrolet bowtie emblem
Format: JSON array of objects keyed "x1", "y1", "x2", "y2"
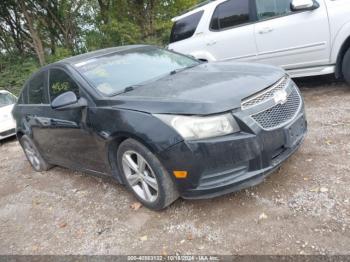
[{"x1": 274, "y1": 90, "x2": 288, "y2": 105}]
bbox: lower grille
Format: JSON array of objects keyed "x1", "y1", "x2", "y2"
[
  {"x1": 251, "y1": 86, "x2": 301, "y2": 130},
  {"x1": 0, "y1": 128, "x2": 15, "y2": 137},
  {"x1": 198, "y1": 165, "x2": 248, "y2": 189}
]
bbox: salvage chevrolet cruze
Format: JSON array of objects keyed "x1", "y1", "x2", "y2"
[{"x1": 13, "y1": 45, "x2": 307, "y2": 210}]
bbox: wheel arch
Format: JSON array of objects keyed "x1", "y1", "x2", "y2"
[
  {"x1": 335, "y1": 36, "x2": 350, "y2": 78},
  {"x1": 106, "y1": 132, "x2": 159, "y2": 183},
  {"x1": 332, "y1": 22, "x2": 350, "y2": 78},
  {"x1": 190, "y1": 50, "x2": 216, "y2": 62}
]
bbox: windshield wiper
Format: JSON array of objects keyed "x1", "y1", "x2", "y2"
[
  {"x1": 170, "y1": 64, "x2": 199, "y2": 75},
  {"x1": 109, "y1": 85, "x2": 139, "y2": 97}
]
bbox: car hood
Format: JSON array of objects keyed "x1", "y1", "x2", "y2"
[{"x1": 100, "y1": 62, "x2": 286, "y2": 115}]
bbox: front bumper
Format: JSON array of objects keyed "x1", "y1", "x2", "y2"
[
  {"x1": 158, "y1": 108, "x2": 307, "y2": 199},
  {"x1": 0, "y1": 119, "x2": 16, "y2": 140}
]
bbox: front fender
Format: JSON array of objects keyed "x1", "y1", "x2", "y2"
[{"x1": 91, "y1": 108, "x2": 183, "y2": 154}]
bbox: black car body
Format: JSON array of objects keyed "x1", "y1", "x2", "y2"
[{"x1": 13, "y1": 45, "x2": 307, "y2": 210}]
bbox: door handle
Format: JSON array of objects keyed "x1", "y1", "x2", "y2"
[
  {"x1": 206, "y1": 40, "x2": 217, "y2": 46},
  {"x1": 36, "y1": 117, "x2": 51, "y2": 126},
  {"x1": 25, "y1": 114, "x2": 36, "y2": 121},
  {"x1": 258, "y1": 27, "x2": 274, "y2": 34}
]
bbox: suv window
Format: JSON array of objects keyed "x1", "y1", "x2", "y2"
[
  {"x1": 255, "y1": 0, "x2": 292, "y2": 20},
  {"x1": 170, "y1": 11, "x2": 204, "y2": 43},
  {"x1": 49, "y1": 69, "x2": 79, "y2": 101},
  {"x1": 28, "y1": 71, "x2": 49, "y2": 104},
  {"x1": 211, "y1": 0, "x2": 250, "y2": 31}
]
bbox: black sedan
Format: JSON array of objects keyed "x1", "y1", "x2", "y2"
[{"x1": 13, "y1": 45, "x2": 307, "y2": 210}]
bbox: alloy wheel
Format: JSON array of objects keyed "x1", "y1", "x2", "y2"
[
  {"x1": 122, "y1": 150, "x2": 159, "y2": 203},
  {"x1": 23, "y1": 141, "x2": 41, "y2": 170}
]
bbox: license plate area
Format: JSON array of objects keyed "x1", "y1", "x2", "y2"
[{"x1": 284, "y1": 115, "x2": 306, "y2": 148}]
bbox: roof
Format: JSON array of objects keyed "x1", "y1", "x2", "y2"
[
  {"x1": 0, "y1": 90, "x2": 11, "y2": 94},
  {"x1": 172, "y1": 0, "x2": 220, "y2": 22},
  {"x1": 60, "y1": 45, "x2": 149, "y2": 65}
]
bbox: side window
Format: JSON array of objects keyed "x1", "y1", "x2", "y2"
[
  {"x1": 170, "y1": 11, "x2": 204, "y2": 43},
  {"x1": 211, "y1": 0, "x2": 250, "y2": 31},
  {"x1": 49, "y1": 69, "x2": 79, "y2": 102},
  {"x1": 28, "y1": 71, "x2": 49, "y2": 104},
  {"x1": 255, "y1": 0, "x2": 292, "y2": 20}
]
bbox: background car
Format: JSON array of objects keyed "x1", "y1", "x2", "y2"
[
  {"x1": 168, "y1": 0, "x2": 350, "y2": 84},
  {"x1": 0, "y1": 90, "x2": 17, "y2": 140},
  {"x1": 13, "y1": 45, "x2": 307, "y2": 210}
]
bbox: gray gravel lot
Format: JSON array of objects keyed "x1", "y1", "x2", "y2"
[{"x1": 0, "y1": 76, "x2": 349, "y2": 255}]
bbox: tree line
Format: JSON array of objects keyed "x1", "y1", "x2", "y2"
[{"x1": 0, "y1": 0, "x2": 202, "y2": 94}]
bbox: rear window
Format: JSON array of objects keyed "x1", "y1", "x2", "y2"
[
  {"x1": 210, "y1": 0, "x2": 250, "y2": 31},
  {"x1": 170, "y1": 11, "x2": 204, "y2": 43}
]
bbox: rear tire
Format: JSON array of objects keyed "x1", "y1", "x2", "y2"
[
  {"x1": 342, "y1": 48, "x2": 350, "y2": 85},
  {"x1": 117, "y1": 139, "x2": 179, "y2": 210},
  {"x1": 19, "y1": 135, "x2": 52, "y2": 172}
]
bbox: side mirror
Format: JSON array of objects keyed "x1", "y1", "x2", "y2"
[
  {"x1": 291, "y1": 0, "x2": 319, "y2": 11},
  {"x1": 51, "y1": 91, "x2": 87, "y2": 111}
]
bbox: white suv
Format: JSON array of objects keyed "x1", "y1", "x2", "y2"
[{"x1": 168, "y1": 0, "x2": 350, "y2": 84}]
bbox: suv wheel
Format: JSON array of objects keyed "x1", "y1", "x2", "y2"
[
  {"x1": 19, "y1": 135, "x2": 52, "y2": 172},
  {"x1": 342, "y1": 48, "x2": 350, "y2": 85},
  {"x1": 117, "y1": 139, "x2": 179, "y2": 210}
]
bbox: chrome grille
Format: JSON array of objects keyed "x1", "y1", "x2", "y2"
[
  {"x1": 251, "y1": 86, "x2": 301, "y2": 130},
  {"x1": 241, "y1": 76, "x2": 289, "y2": 110}
]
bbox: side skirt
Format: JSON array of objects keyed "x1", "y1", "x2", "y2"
[{"x1": 287, "y1": 65, "x2": 335, "y2": 78}]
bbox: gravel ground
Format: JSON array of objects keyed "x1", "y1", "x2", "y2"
[{"x1": 0, "y1": 76, "x2": 349, "y2": 255}]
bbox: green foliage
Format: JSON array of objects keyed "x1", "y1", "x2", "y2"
[
  {"x1": 0, "y1": 55, "x2": 39, "y2": 96},
  {"x1": 47, "y1": 48, "x2": 73, "y2": 64},
  {"x1": 0, "y1": 0, "x2": 206, "y2": 95}
]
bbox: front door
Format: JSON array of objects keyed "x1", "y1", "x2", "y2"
[
  {"x1": 254, "y1": 0, "x2": 330, "y2": 69},
  {"x1": 204, "y1": 0, "x2": 257, "y2": 62},
  {"x1": 32, "y1": 67, "x2": 107, "y2": 173}
]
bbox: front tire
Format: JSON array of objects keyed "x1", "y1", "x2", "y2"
[
  {"x1": 342, "y1": 48, "x2": 350, "y2": 85},
  {"x1": 117, "y1": 139, "x2": 179, "y2": 210},
  {"x1": 19, "y1": 135, "x2": 52, "y2": 172}
]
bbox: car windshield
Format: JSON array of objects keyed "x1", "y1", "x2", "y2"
[
  {"x1": 0, "y1": 93, "x2": 17, "y2": 108},
  {"x1": 74, "y1": 47, "x2": 200, "y2": 96}
]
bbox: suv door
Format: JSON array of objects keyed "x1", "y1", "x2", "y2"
[
  {"x1": 39, "y1": 67, "x2": 107, "y2": 173},
  {"x1": 203, "y1": 0, "x2": 257, "y2": 62},
  {"x1": 254, "y1": 0, "x2": 330, "y2": 69}
]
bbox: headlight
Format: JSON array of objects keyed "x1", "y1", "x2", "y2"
[{"x1": 154, "y1": 113, "x2": 240, "y2": 140}]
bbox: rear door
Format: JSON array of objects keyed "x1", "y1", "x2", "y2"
[
  {"x1": 254, "y1": 0, "x2": 331, "y2": 69},
  {"x1": 168, "y1": 10, "x2": 207, "y2": 58},
  {"x1": 202, "y1": 0, "x2": 257, "y2": 62}
]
